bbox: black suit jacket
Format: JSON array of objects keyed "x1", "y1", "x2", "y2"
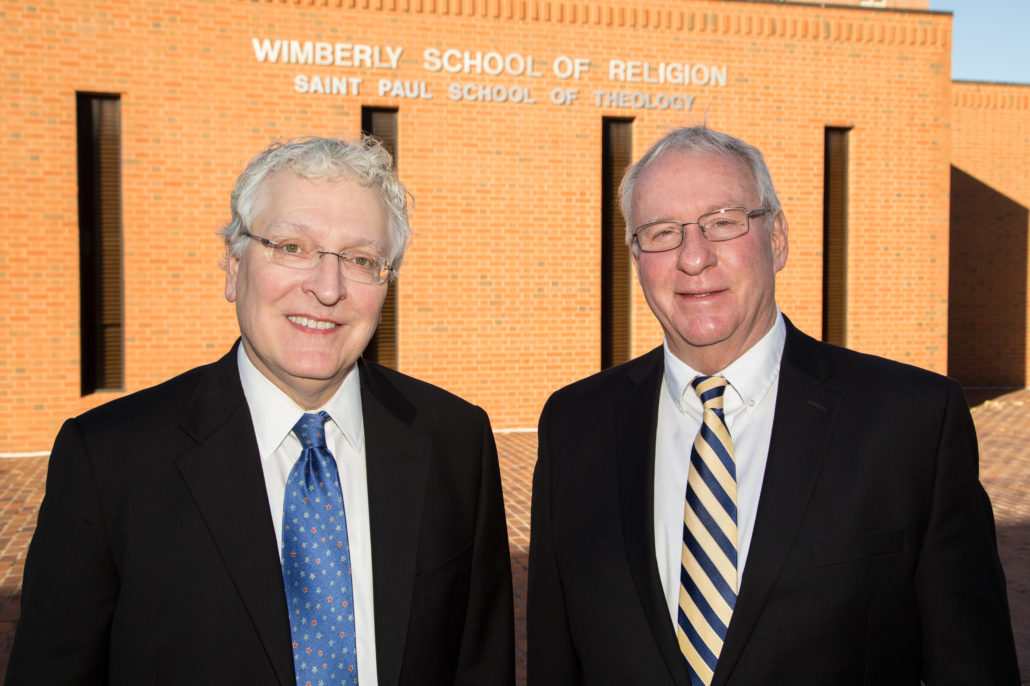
[
  {"x1": 8, "y1": 344, "x2": 514, "y2": 685},
  {"x1": 528, "y1": 320, "x2": 1019, "y2": 685}
]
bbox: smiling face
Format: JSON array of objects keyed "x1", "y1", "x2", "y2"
[
  {"x1": 225, "y1": 172, "x2": 390, "y2": 409},
  {"x1": 631, "y1": 150, "x2": 788, "y2": 374}
]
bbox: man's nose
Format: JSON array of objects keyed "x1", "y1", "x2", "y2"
[
  {"x1": 676, "y1": 224, "x2": 717, "y2": 274},
  {"x1": 302, "y1": 253, "x2": 346, "y2": 305}
]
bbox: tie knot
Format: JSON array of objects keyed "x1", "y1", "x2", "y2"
[
  {"x1": 293, "y1": 411, "x2": 331, "y2": 450},
  {"x1": 692, "y1": 375, "x2": 728, "y2": 410}
]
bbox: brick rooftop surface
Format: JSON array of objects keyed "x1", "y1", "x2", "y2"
[{"x1": 1, "y1": 390, "x2": 1028, "y2": 683}]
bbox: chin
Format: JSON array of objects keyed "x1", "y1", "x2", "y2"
[
  {"x1": 284, "y1": 359, "x2": 350, "y2": 382},
  {"x1": 674, "y1": 320, "x2": 733, "y2": 347}
]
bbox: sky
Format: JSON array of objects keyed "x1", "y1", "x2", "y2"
[{"x1": 928, "y1": 0, "x2": 1029, "y2": 84}]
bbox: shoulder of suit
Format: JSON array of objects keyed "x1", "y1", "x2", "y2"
[
  {"x1": 74, "y1": 351, "x2": 235, "y2": 430},
  {"x1": 546, "y1": 346, "x2": 664, "y2": 406},
  {"x1": 360, "y1": 359, "x2": 485, "y2": 417},
  {"x1": 784, "y1": 325, "x2": 960, "y2": 397}
]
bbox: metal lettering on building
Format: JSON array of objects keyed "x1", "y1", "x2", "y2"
[{"x1": 252, "y1": 37, "x2": 728, "y2": 109}]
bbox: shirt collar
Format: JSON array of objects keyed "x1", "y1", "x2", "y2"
[
  {"x1": 236, "y1": 344, "x2": 365, "y2": 458},
  {"x1": 663, "y1": 309, "x2": 786, "y2": 414}
]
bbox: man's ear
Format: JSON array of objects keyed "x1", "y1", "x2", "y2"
[
  {"x1": 224, "y1": 239, "x2": 240, "y2": 303},
  {"x1": 771, "y1": 211, "x2": 788, "y2": 273}
]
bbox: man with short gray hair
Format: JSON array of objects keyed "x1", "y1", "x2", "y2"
[
  {"x1": 9, "y1": 136, "x2": 515, "y2": 686},
  {"x1": 528, "y1": 126, "x2": 1018, "y2": 685}
]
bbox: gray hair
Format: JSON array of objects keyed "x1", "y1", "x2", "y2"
[
  {"x1": 619, "y1": 126, "x2": 782, "y2": 253},
  {"x1": 221, "y1": 135, "x2": 412, "y2": 273}
]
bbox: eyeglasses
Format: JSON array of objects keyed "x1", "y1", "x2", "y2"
[
  {"x1": 243, "y1": 232, "x2": 393, "y2": 285},
  {"x1": 633, "y1": 207, "x2": 770, "y2": 252}
]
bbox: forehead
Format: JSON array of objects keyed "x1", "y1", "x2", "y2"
[
  {"x1": 633, "y1": 150, "x2": 758, "y2": 218},
  {"x1": 255, "y1": 171, "x2": 389, "y2": 242}
]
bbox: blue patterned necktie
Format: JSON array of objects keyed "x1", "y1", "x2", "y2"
[
  {"x1": 678, "y1": 376, "x2": 737, "y2": 686},
  {"x1": 282, "y1": 411, "x2": 359, "y2": 686}
]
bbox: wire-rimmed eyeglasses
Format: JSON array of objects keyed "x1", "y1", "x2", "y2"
[
  {"x1": 633, "y1": 207, "x2": 771, "y2": 253},
  {"x1": 243, "y1": 232, "x2": 393, "y2": 285}
]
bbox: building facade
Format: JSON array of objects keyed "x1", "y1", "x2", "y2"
[{"x1": 1, "y1": 0, "x2": 1027, "y2": 452}]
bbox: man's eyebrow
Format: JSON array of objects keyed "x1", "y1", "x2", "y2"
[
  {"x1": 640, "y1": 204, "x2": 745, "y2": 223},
  {"x1": 262, "y1": 220, "x2": 311, "y2": 234},
  {"x1": 261, "y1": 221, "x2": 388, "y2": 251},
  {"x1": 700, "y1": 203, "x2": 747, "y2": 213}
]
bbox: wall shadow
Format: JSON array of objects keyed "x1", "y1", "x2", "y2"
[
  {"x1": 948, "y1": 166, "x2": 1028, "y2": 388},
  {"x1": 964, "y1": 387, "x2": 1018, "y2": 408}
]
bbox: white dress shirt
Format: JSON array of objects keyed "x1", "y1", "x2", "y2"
[
  {"x1": 653, "y1": 312, "x2": 786, "y2": 630},
  {"x1": 237, "y1": 345, "x2": 379, "y2": 685}
]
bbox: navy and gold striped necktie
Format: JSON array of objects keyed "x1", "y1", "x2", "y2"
[{"x1": 677, "y1": 375, "x2": 737, "y2": 686}]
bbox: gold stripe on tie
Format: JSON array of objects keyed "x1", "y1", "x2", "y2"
[{"x1": 677, "y1": 375, "x2": 737, "y2": 686}]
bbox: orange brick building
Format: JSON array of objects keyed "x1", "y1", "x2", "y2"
[{"x1": 1, "y1": 0, "x2": 1027, "y2": 453}]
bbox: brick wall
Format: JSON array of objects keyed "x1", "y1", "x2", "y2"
[{"x1": 1, "y1": 0, "x2": 956, "y2": 451}]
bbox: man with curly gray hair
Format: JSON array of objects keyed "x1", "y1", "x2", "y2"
[{"x1": 9, "y1": 136, "x2": 515, "y2": 686}]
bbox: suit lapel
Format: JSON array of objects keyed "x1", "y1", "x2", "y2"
[
  {"x1": 359, "y1": 361, "x2": 431, "y2": 686},
  {"x1": 617, "y1": 348, "x2": 693, "y2": 686},
  {"x1": 712, "y1": 322, "x2": 841, "y2": 686},
  {"x1": 173, "y1": 345, "x2": 295, "y2": 686}
]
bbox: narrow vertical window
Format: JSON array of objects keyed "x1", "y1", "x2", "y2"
[
  {"x1": 601, "y1": 118, "x2": 633, "y2": 370},
  {"x1": 823, "y1": 127, "x2": 850, "y2": 347},
  {"x1": 361, "y1": 108, "x2": 399, "y2": 369},
  {"x1": 78, "y1": 93, "x2": 124, "y2": 394}
]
